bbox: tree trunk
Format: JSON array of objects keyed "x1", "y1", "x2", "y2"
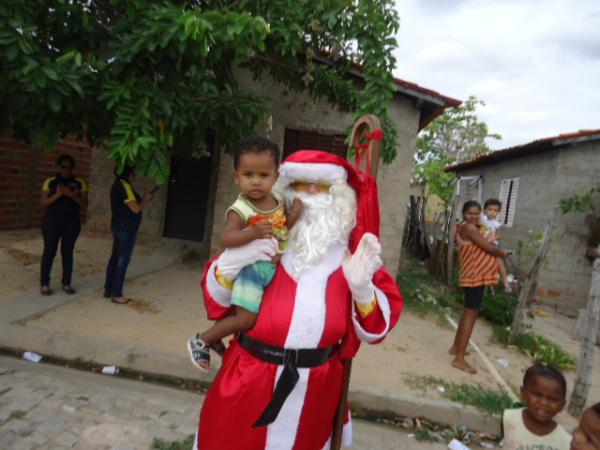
[
  {"x1": 509, "y1": 210, "x2": 556, "y2": 342},
  {"x1": 568, "y1": 247, "x2": 600, "y2": 416},
  {"x1": 446, "y1": 197, "x2": 458, "y2": 284}
]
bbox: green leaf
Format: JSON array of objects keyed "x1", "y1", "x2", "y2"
[
  {"x1": 42, "y1": 67, "x2": 59, "y2": 81},
  {"x1": 47, "y1": 91, "x2": 61, "y2": 113}
]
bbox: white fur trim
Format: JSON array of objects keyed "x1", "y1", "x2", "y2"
[
  {"x1": 266, "y1": 243, "x2": 347, "y2": 449},
  {"x1": 193, "y1": 431, "x2": 198, "y2": 449},
  {"x1": 279, "y1": 162, "x2": 347, "y2": 184},
  {"x1": 205, "y1": 260, "x2": 233, "y2": 308},
  {"x1": 265, "y1": 366, "x2": 310, "y2": 450},
  {"x1": 351, "y1": 286, "x2": 391, "y2": 342}
]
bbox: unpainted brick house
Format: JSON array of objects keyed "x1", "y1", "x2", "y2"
[
  {"x1": 449, "y1": 130, "x2": 600, "y2": 315},
  {"x1": 0, "y1": 137, "x2": 91, "y2": 230}
]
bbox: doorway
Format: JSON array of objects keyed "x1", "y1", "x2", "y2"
[{"x1": 163, "y1": 137, "x2": 215, "y2": 242}]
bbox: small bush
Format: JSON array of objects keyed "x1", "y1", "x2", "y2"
[
  {"x1": 480, "y1": 290, "x2": 518, "y2": 327},
  {"x1": 513, "y1": 332, "x2": 577, "y2": 370},
  {"x1": 492, "y1": 327, "x2": 576, "y2": 370}
]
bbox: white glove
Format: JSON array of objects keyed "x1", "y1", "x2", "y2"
[
  {"x1": 217, "y1": 238, "x2": 278, "y2": 280},
  {"x1": 342, "y1": 233, "x2": 383, "y2": 305}
]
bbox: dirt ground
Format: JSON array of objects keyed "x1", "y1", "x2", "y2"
[
  {"x1": 4, "y1": 230, "x2": 597, "y2": 433},
  {"x1": 0, "y1": 229, "x2": 157, "y2": 302},
  {"x1": 18, "y1": 258, "x2": 523, "y2": 400}
]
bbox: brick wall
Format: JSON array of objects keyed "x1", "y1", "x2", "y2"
[{"x1": 0, "y1": 137, "x2": 92, "y2": 230}]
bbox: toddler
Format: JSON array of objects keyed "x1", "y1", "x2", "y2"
[
  {"x1": 480, "y1": 198, "x2": 510, "y2": 292},
  {"x1": 502, "y1": 364, "x2": 571, "y2": 450},
  {"x1": 571, "y1": 402, "x2": 600, "y2": 450},
  {"x1": 187, "y1": 136, "x2": 302, "y2": 371}
]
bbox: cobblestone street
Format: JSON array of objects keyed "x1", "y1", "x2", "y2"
[
  {"x1": 0, "y1": 355, "x2": 446, "y2": 450},
  {"x1": 0, "y1": 356, "x2": 200, "y2": 450}
]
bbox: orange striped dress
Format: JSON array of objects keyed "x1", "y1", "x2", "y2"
[{"x1": 456, "y1": 222, "x2": 500, "y2": 287}]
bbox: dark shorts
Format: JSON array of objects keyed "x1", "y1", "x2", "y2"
[{"x1": 464, "y1": 286, "x2": 485, "y2": 310}]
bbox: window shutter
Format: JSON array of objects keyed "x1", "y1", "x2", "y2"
[
  {"x1": 505, "y1": 178, "x2": 519, "y2": 227},
  {"x1": 498, "y1": 178, "x2": 519, "y2": 227}
]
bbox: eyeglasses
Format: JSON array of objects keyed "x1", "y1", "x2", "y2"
[{"x1": 289, "y1": 181, "x2": 331, "y2": 193}]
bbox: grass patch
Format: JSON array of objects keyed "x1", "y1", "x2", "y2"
[
  {"x1": 404, "y1": 373, "x2": 515, "y2": 416},
  {"x1": 0, "y1": 410, "x2": 27, "y2": 426},
  {"x1": 493, "y1": 327, "x2": 577, "y2": 370},
  {"x1": 397, "y1": 255, "x2": 462, "y2": 325},
  {"x1": 151, "y1": 435, "x2": 194, "y2": 450},
  {"x1": 415, "y1": 427, "x2": 438, "y2": 442}
]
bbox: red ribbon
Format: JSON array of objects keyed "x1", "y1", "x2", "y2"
[
  {"x1": 355, "y1": 129, "x2": 384, "y2": 175},
  {"x1": 364, "y1": 129, "x2": 384, "y2": 142}
]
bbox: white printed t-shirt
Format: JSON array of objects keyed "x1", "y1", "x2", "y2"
[{"x1": 502, "y1": 408, "x2": 571, "y2": 450}]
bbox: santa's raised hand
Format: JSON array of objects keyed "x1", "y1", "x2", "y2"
[{"x1": 342, "y1": 233, "x2": 383, "y2": 305}]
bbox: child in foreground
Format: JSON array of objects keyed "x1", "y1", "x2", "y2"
[
  {"x1": 571, "y1": 402, "x2": 600, "y2": 450},
  {"x1": 187, "y1": 136, "x2": 302, "y2": 371},
  {"x1": 480, "y1": 198, "x2": 510, "y2": 292},
  {"x1": 503, "y1": 364, "x2": 571, "y2": 450}
]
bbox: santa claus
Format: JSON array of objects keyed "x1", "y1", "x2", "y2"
[{"x1": 196, "y1": 149, "x2": 403, "y2": 449}]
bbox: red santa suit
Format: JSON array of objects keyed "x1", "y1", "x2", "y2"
[{"x1": 195, "y1": 151, "x2": 403, "y2": 450}]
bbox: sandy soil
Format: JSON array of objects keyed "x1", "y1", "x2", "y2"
[
  {"x1": 0, "y1": 229, "x2": 155, "y2": 302},
  {"x1": 23, "y1": 260, "x2": 515, "y2": 399}
]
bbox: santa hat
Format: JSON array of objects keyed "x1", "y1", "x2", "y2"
[{"x1": 279, "y1": 150, "x2": 380, "y2": 252}]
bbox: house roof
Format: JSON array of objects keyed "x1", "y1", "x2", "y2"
[
  {"x1": 313, "y1": 52, "x2": 461, "y2": 131},
  {"x1": 390, "y1": 76, "x2": 462, "y2": 130},
  {"x1": 446, "y1": 129, "x2": 600, "y2": 172}
]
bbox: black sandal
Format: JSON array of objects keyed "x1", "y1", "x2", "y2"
[
  {"x1": 40, "y1": 286, "x2": 52, "y2": 296},
  {"x1": 62, "y1": 285, "x2": 76, "y2": 295}
]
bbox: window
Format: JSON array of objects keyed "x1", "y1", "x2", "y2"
[
  {"x1": 282, "y1": 128, "x2": 348, "y2": 160},
  {"x1": 498, "y1": 178, "x2": 519, "y2": 227}
]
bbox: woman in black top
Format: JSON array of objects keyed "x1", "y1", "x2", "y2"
[
  {"x1": 40, "y1": 154, "x2": 88, "y2": 295},
  {"x1": 104, "y1": 166, "x2": 154, "y2": 304}
]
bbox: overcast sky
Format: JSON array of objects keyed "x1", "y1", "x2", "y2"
[{"x1": 393, "y1": 0, "x2": 600, "y2": 149}]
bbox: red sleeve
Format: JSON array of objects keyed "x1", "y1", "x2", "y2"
[{"x1": 200, "y1": 259, "x2": 234, "y2": 320}]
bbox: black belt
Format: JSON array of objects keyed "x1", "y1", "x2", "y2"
[{"x1": 237, "y1": 333, "x2": 339, "y2": 427}]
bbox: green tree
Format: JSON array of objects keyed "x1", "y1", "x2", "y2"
[
  {"x1": 412, "y1": 95, "x2": 501, "y2": 204},
  {"x1": 0, "y1": 0, "x2": 400, "y2": 183}
]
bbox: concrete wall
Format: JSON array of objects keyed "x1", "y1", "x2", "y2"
[
  {"x1": 457, "y1": 143, "x2": 599, "y2": 315},
  {"x1": 548, "y1": 141, "x2": 598, "y2": 314},
  {"x1": 207, "y1": 68, "x2": 421, "y2": 277},
  {"x1": 86, "y1": 148, "x2": 169, "y2": 243},
  {"x1": 86, "y1": 70, "x2": 422, "y2": 276}
]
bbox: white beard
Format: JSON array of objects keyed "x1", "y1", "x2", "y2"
[{"x1": 276, "y1": 180, "x2": 357, "y2": 276}]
